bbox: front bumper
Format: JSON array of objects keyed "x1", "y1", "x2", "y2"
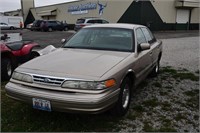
[{"x1": 5, "y1": 81, "x2": 120, "y2": 114}]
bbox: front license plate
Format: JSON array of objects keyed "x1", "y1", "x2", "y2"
[{"x1": 32, "y1": 98, "x2": 51, "y2": 112}]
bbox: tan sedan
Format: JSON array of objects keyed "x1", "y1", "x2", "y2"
[{"x1": 5, "y1": 24, "x2": 162, "y2": 116}]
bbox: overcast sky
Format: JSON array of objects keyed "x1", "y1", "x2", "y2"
[{"x1": 0, "y1": 0, "x2": 78, "y2": 12}]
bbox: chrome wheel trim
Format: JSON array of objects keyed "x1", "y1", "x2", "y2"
[
  {"x1": 122, "y1": 84, "x2": 130, "y2": 109},
  {"x1": 155, "y1": 62, "x2": 159, "y2": 73},
  {"x1": 49, "y1": 28, "x2": 53, "y2": 32},
  {"x1": 7, "y1": 61, "x2": 12, "y2": 76}
]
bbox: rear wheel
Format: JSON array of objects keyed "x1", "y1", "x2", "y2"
[
  {"x1": 151, "y1": 60, "x2": 160, "y2": 77},
  {"x1": 1, "y1": 58, "x2": 14, "y2": 80},
  {"x1": 64, "y1": 27, "x2": 68, "y2": 31},
  {"x1": 110, "y1": 77, "x2": 132, "y2": 116},
  {"x1": 48, "y1": 27, "x2": 53, "y2": 32},
  {"x1": 10, "y1": 27, "x2": 14, "y2": 30}
]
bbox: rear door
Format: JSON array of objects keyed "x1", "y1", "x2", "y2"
[{"x1": 56, "y1": 21, "x2": 63, "y2": 30}]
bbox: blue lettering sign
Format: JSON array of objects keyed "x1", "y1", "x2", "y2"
[{"x1": 68, "y1": 2, "x2": 97, "y2": 12}]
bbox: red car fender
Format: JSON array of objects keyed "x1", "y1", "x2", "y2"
[{"x1": 12, "y1": 42, "x2": 39, "y2": 56}]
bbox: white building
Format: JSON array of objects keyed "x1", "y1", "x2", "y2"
[{"x1": 3, "y1": 0, "x2": 200, "y2": 30}]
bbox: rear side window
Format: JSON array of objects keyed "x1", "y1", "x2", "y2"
[
  {"x1": 56, "y1": 21, "x2": 61, "y2": 25},
  {"x1": 96, "y1": 20, "x2": 103, "y2": 23},
  {"x1": 102, "y1": 20, "x2": 109, "y2": 23},
  {"x1": 141, "y1": 27, "x2": 155, "y2": 44},
  {"x1": 87, "y1": 20, "x2": 96, "y2": 23},
  {"x1": 76, "y1": 19, "x2": 85, "y2": 24},
  {"x1": 49, "y1": 21, "x2": 56, "y2": 24}
]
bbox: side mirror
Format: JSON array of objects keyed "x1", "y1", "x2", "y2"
[
  {"x1": 61, "y1": 39, "x2": 66, "y2": 44},
  {"x1": 140, "y1": 43, "x2": 150, "y2": 51}
]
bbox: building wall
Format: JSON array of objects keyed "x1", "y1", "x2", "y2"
[
  {"x1": 151, "y1": 0, "x2": 177, "y2": 23},
  {"x1": 4, "y1": 10, "x2": 22, "y2": 16},
  {"x1": 30, "y1": 0, "x2": 133, "y2": 24},
  {"x1": 4, "y1": 0, "x2": 199, "y2": 30},
  {"x1": 21, "y1": 0, "x2": 34, "y2": 25},
  {"x1": 191, "y1": 8, "x2": 199, "y2": 23},
  {"x1": 152, "y1": 0, "x2": 199, "y2": 23}
]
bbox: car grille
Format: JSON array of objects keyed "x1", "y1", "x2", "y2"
[{"x1": 32, "y1": 75, "x2": 65, "y2": 86}]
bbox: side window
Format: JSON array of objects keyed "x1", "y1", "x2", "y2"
[
  {"x1": 56, "y1": 21, "x2": 61, "y2": 25},
  {"x1": 87, "y1": 20, "x2": 96, "y2": 23},
  {"x1": 102, "y1": 20, "x2": 109, "y2": 23},
  {"x1": 141, "y1": 27, "x2": 154, "y2": 44},
  {"x1": 136, "y1": 28, "x2": 147, "y2": 45},
  {"x1": 96, "y1": 20, "x2": 103, "y2": 23}
]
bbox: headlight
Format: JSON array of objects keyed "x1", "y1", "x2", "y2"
[
  {"x1": 62, "y1": 79, "x2": 116, "y2": 90},
  {"x1": 12, "y1": 71, "x2": 33, "y2": 83}
]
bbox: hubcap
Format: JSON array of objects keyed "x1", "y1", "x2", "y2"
[
  {"x1": 155, "y1": 62, "x2": 159, "y2": 73},
  {"x1": 122, "y1": 84, "x2": 130, "y2": 109},
  {"x1": 7, "y1": 61, "x2": 12, "y2": 76}
]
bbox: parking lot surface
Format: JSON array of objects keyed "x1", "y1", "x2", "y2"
[{"x1": 161, "y1": 36, "x2": 199, "y2": 72}]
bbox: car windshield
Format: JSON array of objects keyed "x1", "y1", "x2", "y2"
[{"x1": 63, "y1": 28, "x2": 134, "y2": 52}]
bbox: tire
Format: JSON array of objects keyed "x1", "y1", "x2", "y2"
[
  {"x1": 64, "y1": 27, "x2": 68, "y2": 31},
  {"x1": 1, "y1": 58, "x2": 14, "y2": 81},
  {"x1": 110, "y1": 77, "x2": 132, "y2": 116},
  {"x1": 29, "y1": 51, "x2": 40, "y2": 60},
  {"x1": 151, "y1": 60, "x2": 160, "y2": 77},
  {"x1": 48, "y1": 27, "x2": 53, "y2": 32},
  {"x1": 10, "y1": 27, "x2": 14, "y2": 30}
]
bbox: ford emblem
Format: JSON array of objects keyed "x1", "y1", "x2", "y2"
[{"x1": 44, "y1": 78, "x2": 50, "y2": 83}]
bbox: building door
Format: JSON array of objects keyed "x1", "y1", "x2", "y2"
[{"x1": 176, "y1": 9, "x2": 190, "y2": 30}]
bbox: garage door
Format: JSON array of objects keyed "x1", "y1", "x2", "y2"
[
  {"x1": 176, "y1": 9, "x2": 190, "y2": 30},
  {"x1": 176, "y1": 9, "x2": 189, "y2": 23}
]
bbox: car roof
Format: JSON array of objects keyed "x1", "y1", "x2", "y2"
[
  {"x1": 84, "y1": 23, "x2": 145, "y2": 30},
  {"x1": 78, "y1": 17, "x2": 106, "y2": 20},
  {"x1": 79, "y1": 17, "x2": 100, "y2": 19}
]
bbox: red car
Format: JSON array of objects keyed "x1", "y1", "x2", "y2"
[{"x1": 1, "y1": 33, "x2": 40, "y2": 80}]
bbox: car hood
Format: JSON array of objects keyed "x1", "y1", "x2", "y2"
[{"x1": 19, "y1": 48, "x2": 131, "y2": 78}]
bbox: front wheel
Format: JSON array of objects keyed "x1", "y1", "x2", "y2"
[
  {"x1": 110, "y1": 77, "x2": 132, "y2": 116},
  {"x1": 1, "y1": 58, "x2": 14, "y2": 80},
  {"x1": 29, "y1": 51, "x2": 40, "y2": 60}
]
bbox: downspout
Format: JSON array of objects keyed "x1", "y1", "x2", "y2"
[
  {"x1": 20, "y1": 0, "x2": 24, "y2": 23},
  {"x1": 188, "y1": 9, "x2": 192, "y2": 30}
]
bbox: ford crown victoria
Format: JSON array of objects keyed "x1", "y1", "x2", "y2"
[{"x1": 5, "y1": 24, "x2": 162, "y2": 116}]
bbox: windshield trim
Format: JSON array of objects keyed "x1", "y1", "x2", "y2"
[{"x1": 63, "y1": 46, "x2": 134, "y2": 52}]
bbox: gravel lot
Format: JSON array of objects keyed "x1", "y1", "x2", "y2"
[
  {"x1": 1, "y1": 29, "x2": 199, "y2": 132},
  {"x1": 161, "y1": 36, "x2": 199, "y2": 72}
]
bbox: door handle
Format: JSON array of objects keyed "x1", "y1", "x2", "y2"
[{"x1": 150, "y1": 51, "x2": 153, "y2": 55}]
